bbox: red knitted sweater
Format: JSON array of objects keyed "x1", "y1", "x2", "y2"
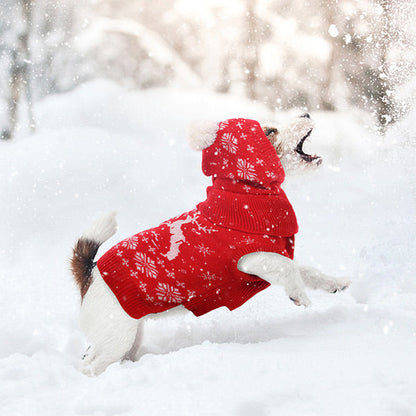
[{"x1": 97, "y1": 118, "x2": 298, "y2": 319}]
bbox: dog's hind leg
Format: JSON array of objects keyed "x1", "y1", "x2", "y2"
[
  {"x1": 298, "y1": 265, "x2": 351, "y2": 293},
  {"x1": 80, "y1": 268, "x2": 140, "y2": 376},
  {"x1": 123, "y1": 319, "x2": 145, "y2": 362},
  {"x1": 237, "y1": 252, "x2": 311, "y2": 307}
]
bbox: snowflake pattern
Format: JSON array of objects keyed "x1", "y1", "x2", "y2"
[
  {"x1": 156, "y1": 283, "x2": 184, "y2": 303},
  {"x1": 241, "y1": 236, "x2": 255, "y2": 245},
  {"x1": 165, "y1": 270, "x2": 175, "y2": 279},
  {"x1": 187, "y1": 290, "x2": 197, "y2": 300},
  {"x1": 191, "y1": 220, "x2": 218, "y2": 236},
  {"x1": 265, "y1": 170, "x2": 277, "y2": 180},
  {"x1": 221, "y1": 133, "x2": 238, "y2": 154},
  {"x1": 134, "y1": 252, "x2": 158, "y2": 279},
  {"x1": 196, "y1": 243, "x2": 214, "y2": 256},
  {"x1": 243, "y1": 184, "x2": 251, "y2": 193},
  {"x1": 146, "y1": 294, "x2": 155, "y2": 302},
  {"x1": 217, "y1": 120, "x2": 230, "y2": 131},
  {"x1": 201, "y1": 271, "x2": 220, "y2": 282},
  {"x1": 236, "y1": 158, "x2": 258, "y2": 181},
  {"x1": 122, "y1": 235, "x2": 139, "y2": 250}
]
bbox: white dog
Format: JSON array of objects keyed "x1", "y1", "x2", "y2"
[{"x1": 71, "y1": 115, "x2": 350, "y2": 376}]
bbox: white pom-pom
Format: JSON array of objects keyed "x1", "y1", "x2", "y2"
[{"x1": 186, "y1": 120, "x2": 219, "y2": 151}]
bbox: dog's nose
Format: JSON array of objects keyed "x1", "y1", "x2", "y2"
[{"x1": 300, "y1": 113, "x2": 311, "y2": 119}]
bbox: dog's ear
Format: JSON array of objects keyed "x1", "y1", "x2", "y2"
[{"x1": 186, "y1": 120, "x2": 219, "y2": 151}]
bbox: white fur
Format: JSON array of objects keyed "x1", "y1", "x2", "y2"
[
  {"x1": 272, "y1": 116, "x2": 321, "y2": 175},
  {"x1": 81, "y1": 211, "x2": 118, "y2": 243},
  {"x1": 80, "y1": 268, "x2": 142, "y2": 376},
  {"x1": 278, "y1": 117, "x2": 314, "y2": 148},
  {"x1": 238, "y1": 252, "x2": 350, "y2": 307},
  {"x1": 186, "y1": 120, "x2": 219, "y2": 151},
  {"x1": 238, "y1": 252, "x2": 311, "y2": 307}
]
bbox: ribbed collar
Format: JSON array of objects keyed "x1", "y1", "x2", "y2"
[{"x1": 197, "y1": 182, "x2": 298, "y2": 237}]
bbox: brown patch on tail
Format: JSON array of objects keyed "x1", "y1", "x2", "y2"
[{"x1": 71, "y1": 238, "x2": 100, "y2": 299}]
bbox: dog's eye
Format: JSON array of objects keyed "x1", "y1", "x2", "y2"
[{"x1": 265, "y1": 128, "x2": 278, "y2": 136}]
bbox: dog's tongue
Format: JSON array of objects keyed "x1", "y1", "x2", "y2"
[{"x1": 201, "y1": 118, "x2": 286, "y2": 192}]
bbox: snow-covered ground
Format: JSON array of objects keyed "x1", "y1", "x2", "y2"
[{"x1": 1, "y1": 80, "x2": 415, "y2": 415}]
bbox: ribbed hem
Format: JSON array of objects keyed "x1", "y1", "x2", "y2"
[
  {"x1": 183, "y1": 280, "x2": 270, "y2": 316},
  {"x1": 197, "y1": 187, "x2": 298, "y2": 237},
  {"x1": 97, "y1": 255, "x2": 173, "y2": 320}
]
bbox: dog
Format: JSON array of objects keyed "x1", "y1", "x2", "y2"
[{"x1": 71, "y1": 115, "x2": 350, "y2": 376}]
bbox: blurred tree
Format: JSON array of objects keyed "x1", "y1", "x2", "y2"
[
  {"x1": 1, "y1": 0, "x2": 90, "y2": 139},
  {"x1": 367, "y1": 0, "x2": 396, "y2": 131},
  {"x1": 244, "y1": 0, "x2": 259, "y2": 101},
  {"x1": 1, "y1": 0, "x2": 35, "y2": 140},
  {"x1": 1, "y1": 0, "x2": 414, "y2": 136}
]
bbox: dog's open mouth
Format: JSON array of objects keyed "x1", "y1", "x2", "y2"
[{"x1": 295, "y1": 129, "x2": 322, "y2": 164}]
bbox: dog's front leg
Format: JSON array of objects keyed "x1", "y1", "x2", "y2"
[{"x1": 237, "y1": 252, "x2": 311, "y2": 307}]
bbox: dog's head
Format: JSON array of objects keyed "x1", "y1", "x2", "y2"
[
  {"x1": 262, "y1": 113, "x2": 322, "y2": 174},
  {"x1": 187, "y1": 115, "x2": 322, "y2": 177}
]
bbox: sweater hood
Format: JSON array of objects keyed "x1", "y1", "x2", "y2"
[{"x1": 201, "y1": 118, "x2": 285, "y2": 192}]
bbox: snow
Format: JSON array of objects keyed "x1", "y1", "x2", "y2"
[{"x1": 1, "y1": 79, "x2": 415, "y2": 415}]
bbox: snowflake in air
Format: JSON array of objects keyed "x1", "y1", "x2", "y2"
[
  {"x1": 236, "y1": 159, "x2": 258, "y2": 181},
  {"x1": 134, "y1": 252, "x2": 158, "y2": 279}
]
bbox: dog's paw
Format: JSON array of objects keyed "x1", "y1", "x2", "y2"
[
  {"x1": 289, "y1": 293, "x2": 311, "y2": 308},
  {"x1": 327, "y1": 278, "x2": 351, "y2": 294}
]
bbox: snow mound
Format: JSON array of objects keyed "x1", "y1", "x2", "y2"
[{"x1": 1, "y1": 80, "x2": 415, "y2": 415}]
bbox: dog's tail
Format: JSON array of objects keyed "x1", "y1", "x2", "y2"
[{"x1": 70, "y1": 211, "x2": 117, "y2": 299}]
